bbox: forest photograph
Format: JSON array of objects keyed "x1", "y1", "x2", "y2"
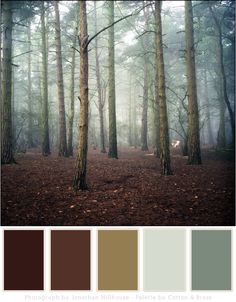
[{"x1": 1, "y1": 0, "x2": 235, "y2": 226}]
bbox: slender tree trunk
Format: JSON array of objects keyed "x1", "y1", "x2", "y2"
[
  {"x1": 154, "y1": 65, "x2": 160, "y2": 157},
  {"x1": 108, "y1": 1, "x2": 118, "y2": 158},
  {"x1": 133, "y1": 84, "x2": 138, "y2": 148},
  {"x1": 215, "y1": 77, "x2": 226, "y2": 148},
  {"x1": 217, "y1": 96, "x2": 226, "y2": 148},
  {"x1": 185, "y1": 0, "x2": 201, "y2": 164},
  {"x1": 209, "y1": 6, "x2": 235, "y2": 146},
  {"x1": 94, "y1": 1, "x2": 106, "y2": 153},
  {"x1": 155, "y1": 1, "x2": 172, "y2": 175},
  {"x1": 27, "y1": 21, "x2": 34, "y2": 148},
  {"x1": 41, "y1": 2, "x2": 50, "y2": 156},
  {"x1": 141, "y1": 4, "x2": 149, "y2": 151},
  {"x1": 73, "y1": 1, "x2": 89, "y2": 191},
  {"x1": 55, "y1": 1, "x2": 68, "y2": 157},
  {"x1": 67, "y1": 41, "x2": 76, "y2": 156},
  {"x1": 204, "y1": 68, "x2": 214, "y2": 146},
  {"x1": 141, "y1": 63, "x2": 149, "y2": 151},
  {"x1": 128, "y1": 73, "x2": 132, "y2": 146},
  {"x1": 1, "y1": 1, "x2": 15, "y2": 164},
  {"x1": 68, "y1": 4, "x2": 79, "y2": 157}
]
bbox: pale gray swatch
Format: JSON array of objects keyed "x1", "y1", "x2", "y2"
[{"x1": 143, "y1": 229, "x2": 186, "y2": 291}]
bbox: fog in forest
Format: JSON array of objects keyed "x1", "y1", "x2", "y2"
[{"x1": 1, "y1": 1, "x2": 235, "y2": 226}]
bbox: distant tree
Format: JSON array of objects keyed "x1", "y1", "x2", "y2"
[
  {"x1": 27, "y1": 20, "x2": 34, "y2": 148},
  {"x1": 155, "y1": 1, "x2": 172, "y2": 175},
  {"x1": 140, "y1": 3, "x2": 149, "y2": 151},
  {"x1": 68, "y1": 3, "x2": 79, "y2": 157},
  {"x1": 54, "y1": 1, "x2": 68, "y2": 157},
  {"x1": 185, "y1": 0, "x2": 201, "y2": 164},
  {"x1": 108, "y1": 1, "x2": 118, "y2": 159},
  {"x1": 203, "y1": 67, "x2": 214, "y2": 146},
  {"x1": 1, "y1": 1, "x2": 15, "y2": 164},
  {"x1": 94, "y1": 1, "x2": 106, "y2": 154},
  {"x1": 41, "y1": 1, "x2": 50, "y2": 156}
]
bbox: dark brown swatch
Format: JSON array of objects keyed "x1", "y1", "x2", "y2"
[
  {"x1": 51, "y1": 230, "x2": 90, "y2": 290},
  {"x1": 4, "y1": 230, "x2": 44, "y2": 290}
]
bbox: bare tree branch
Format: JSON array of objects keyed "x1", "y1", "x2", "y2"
[
  {"x1": 12, "y1": 50, "x2": 33, "y2": 59},
  {"x1": 86, "y1": 2, "x2": 154, "y2": 48}
]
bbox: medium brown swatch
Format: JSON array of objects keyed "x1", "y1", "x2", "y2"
[
  {"x1": 51, "y1": 230, "x2": 90, "y2": 290},
  {"x1": 98, "y1": 230, "x2": 138, "y2": 290},
  {"x1": 4, "y1": 230, "x2": 44, "y2": 290}
]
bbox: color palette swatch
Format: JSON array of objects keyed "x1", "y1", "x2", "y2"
[
  {"x1": 3, "y1": 229, "x2": 232, "y2": 291},
  {"x1": 4, "y1": 230, "x2": 44, "y2": 290},
  {"x1": 98, "y1": 230, "x2": 138, "y2": 290},
  {"x1": 192, "y1": 230, "x2": 231, "y2": 290},
  {"x1": 51, "y1": 230, "x2": 90, "y2": 290},
  {"x1": 143, "y1": 229, "x2": 186, "y2": 291}
]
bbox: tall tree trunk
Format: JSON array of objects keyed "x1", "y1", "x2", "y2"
[
  {"x1": 204, "y1": 68, "x2": 214, "y2": 146},
  {"x1": 128, "y1": 72, "x2": 132, "y2": 146},
  {"x1": 154, "y1": 64, "x2": 160, "y2": 157},
  {"x1": 155, "y1": 1, "x2": 172, "y2": 175},
  {"x1": 55, "y1": 1, "x2": 68, "y2": 157},
  {"x1": 209, "y1": 5, "x2": 235, "y2": 146},
  {"x1": 133, "y1": 84, "x2": 138, "y2": 148},
  {"x1": 217, "y1": 96, "x2": 226, "y2": 149},
  {"x1": 108, "y1": 1, "x2": 118, "y2": 158},
  {"x1": 216, "y1": 78, "x2": 226, "y2": 148},
  {"x1": 68, "y1": 4, "x2": 79, "y2": 157},
  {"x1": 67, "y1": 41, "x2": 76, "y2": 156},
  {"x1": 27, "y1": 21, "x2": 34, "y2": 148},
  {"x1": 141, "y1": 63, "x2": 149, "y2": 151},
  {"x1": 94, "y1": 1, "x2": 106, "y2": 153},
  {"x1": 73, "y1": 1, "x2": 89, "y2": 191},
  {"x1": 1, "y1": 1, "x2": 15, "y2": 164},
  {"x1": 141, "y1": 4, "x2": 149, "y2": 151},
  {"x1": 185, "y1": 0, "x2": 201, "y2": 164},
  {"x1": 41, "y1": 2, "x2": 50, "y2": 156}
]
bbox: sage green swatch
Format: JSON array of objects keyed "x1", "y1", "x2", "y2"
[
  {"x1": 192, "y1": 230, "x2": 231, "y2": 290},
  {"x1": 143, "y1": 229, "x2": 186, "y2": 291}
]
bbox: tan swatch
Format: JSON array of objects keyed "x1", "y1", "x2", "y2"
[{"x1": 98, "y1": 230, "x2": 138, "y2": 290}]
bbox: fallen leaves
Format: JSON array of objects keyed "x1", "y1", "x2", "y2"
[{"x1": 1, "y1": 148, "x2": 234, "y2": 226}]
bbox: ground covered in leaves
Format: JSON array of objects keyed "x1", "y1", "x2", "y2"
[{"x1": 1, "y1": 147, "x2": 235, "y2": 226}]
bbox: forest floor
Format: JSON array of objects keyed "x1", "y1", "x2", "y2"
[{"x1": 1, "y1": 147, "x2": 235, "y2": 226}]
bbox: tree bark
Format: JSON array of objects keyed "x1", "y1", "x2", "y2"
[
  {"x1": 185, "y1": 0, "x2": 201, "y2": 164},
  {"x1": 217, "y1": 96, "x2": 226, "y2": 148},
  {"x1": 128, "y1": 72, "x2": 133, "y2": 146},
  {"x1": 94, "y1": 1, "x2": 106, "y2": 153},
  {"x1": 215, "y1": 77, "x2": 226, "y2": 148},
  {"x1": 155, "y1": 1, "x2": 172, "y2": 175},
  {"x1": 108, "y1": 1, "x2": 118, "y2": 158},
  {"x1": 154, "y1": 60, "x2": 160, "y2": 158},
  {"x1": 27, "y1": 21, "x2": 34, "y2": 148},
  {"x1": 73, "y1": 1, "x2": 89, "y2": 191},
  {"x1": 55, "y1": 1, "x2": 68, "y2": 157},
  {"x1": 203, "y1": 68, "x2": 214, "y2": 146},
  {"x1": 1, "y1": 1, "x2": 15, "y2": 164},
  {"x1": 141, "y1": 4, "x2": 149, "y2": 151},
  {"x1": 141, "y1": 63, "x2": 149, "y2": 151},
  {"x1": 41, "y1": 2, "x2": 50, "y2": 156},
  {"x1": 68, "y1": 4, "x2": 79, "y2": 157}
]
